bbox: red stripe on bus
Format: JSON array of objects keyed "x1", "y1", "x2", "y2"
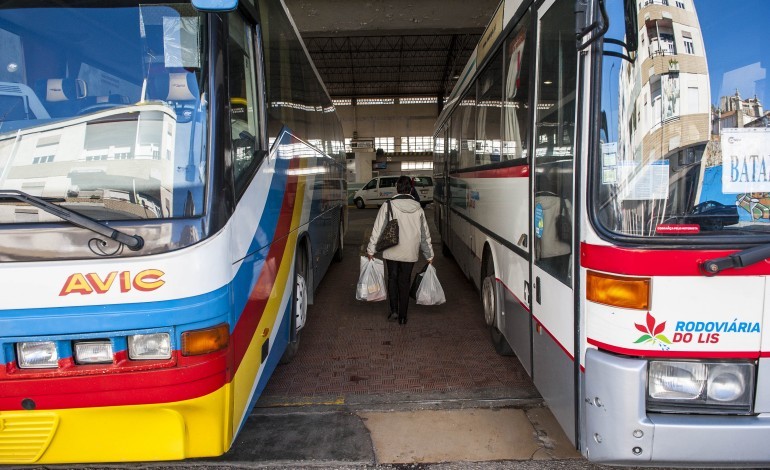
[
  {"x1": 581, "y1": 242, "x2": 770, "y2": 276},
  {"x1": 229, "y1": 161, "x2": 300, "y2": 377},
  {"x1": 453, "y1": 165, "x2": 529, "y2": 179},
  {"x1": 0, "y1": 352, "x2": 226, "y2": 410},
  {"x1": 496, "y1": 278, "x2": 530, "y2": 313},
  {"x1": 587, "y1": 338, "x2": 760, "y2": 359},
  {"x1": 532, "y1": 315, "x2": 575, "y2": 362}
]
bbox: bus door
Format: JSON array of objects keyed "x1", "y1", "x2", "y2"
[{"x1": 530, "y1": 0, "x2": 578, "y2": 443}]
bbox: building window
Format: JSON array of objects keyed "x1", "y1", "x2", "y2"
[
  {"x1": 357, "y1": 98, "x2": 394, "y2": 105},
  {"x1": 399, "y1": 97, "x2": 435, "y2": 105},
  {"x1": 675, "y1": 1, "x2": 685, "y2": 8},
  {"x1": 684, "y1": 39, "x2": 694, "y2": 54},
  {"x1": 344, "y1": 138, "x2": 352, "y2": 153},
  {"x1": 400, "y1": 136, "x2": 433, "y2": 152},
  {"x1": 401, "y1": 161, "x2": 433, "y2": 171},
  {"x1": 32, "y1": 155, "x2": 54, "y2": 164},
  {"x1": 374, "y1": 137, "x2": 395, "y2": 153}
]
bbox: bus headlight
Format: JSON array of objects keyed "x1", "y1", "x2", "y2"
[
  {"x1": 17, "y1": 341, "x2": 58, "y2": 369},
  {"x1": 648, "y1": 361, "x2": 754, "y2": 414},
  {"x1": 73, "y1": 340, "x2": 113, "y2": 364},
  {"x1": 128, "y1": 333, "x2": 171, "y2": 360}
]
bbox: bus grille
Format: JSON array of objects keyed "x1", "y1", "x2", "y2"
[{"x1": 0, "y1": 413, "x2": 59, "y2": 463}]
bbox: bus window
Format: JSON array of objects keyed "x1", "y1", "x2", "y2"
[
  {"x1": 503, "y1": 11, "x2": 532, "y2": 162},
  {"x1": 596, "y1": 0, "x2": 770, "y2": 239},
  {"x1": 228, "y1": 11, "x2": 262, "y2": 193},
  {"x1": 476, "y1": 49, "x2": 503, "y2": 165},
  {"x1": 458, "y1": 95, "x2": 477, "y2": 169}
]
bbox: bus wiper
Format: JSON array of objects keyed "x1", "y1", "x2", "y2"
[
  {"x1": 0, "y1": 189, "x2": 144, "y2": 251},
  {"x1": 700, "y1": 244, "x2": 770, "y2": 276}
]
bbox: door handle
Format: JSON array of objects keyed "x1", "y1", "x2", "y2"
[
  {"x1": 524, "y1": 280, "x2": 530, "y2": 304},
  {"x1": 535, "y1": 276, "x2": 541, "y2": 305}
]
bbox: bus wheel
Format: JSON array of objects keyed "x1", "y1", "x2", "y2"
[
  {"x1": 333, "y1": 217, "x2": 344, "y2": 262},
  {"x1": 355, "y1": 198, "x2": 365, "y2": 209},
  {"x1": 482, "y1": 257, "x2": 513, "y2": 356},
  {"x1": 280, "y1": 246, "x2": 308, "y2": 364}
]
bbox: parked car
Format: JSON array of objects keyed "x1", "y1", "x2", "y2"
[
  {"x1": 412, "y1": 176, "x2": 434, "y2": 207},
  {"x1": 666, "y1": 200, "x2": 739, "y2": 230},
  {"x1": 353, "y1": 175, "x2": 433, "y2": 208}
]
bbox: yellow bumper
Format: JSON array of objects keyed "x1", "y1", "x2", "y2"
[{"x1": 0, "y1": 386, "x2": 230, "y2": 464}]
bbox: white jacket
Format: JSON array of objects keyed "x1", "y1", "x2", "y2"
[{"x1": 366, "y1": 195, "x2": 434, "y2": 262}]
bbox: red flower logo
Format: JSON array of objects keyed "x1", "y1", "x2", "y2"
[{"x1": 634, "y1": 312, "x2": 672, "y2": 347}]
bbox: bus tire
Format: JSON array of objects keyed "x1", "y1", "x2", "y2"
[
  {"x1": 333, "y1": 216, "x2": 344, "y2": 262},
  {"x1": 280, "y1": 245, "x2": 308, "y2": 364},
  {"x1": 355, "y1": 198, "x2": 365, "y2": 209},
  {"x1": 482, "y1": 254, "x2": 513, "y2": 356}
]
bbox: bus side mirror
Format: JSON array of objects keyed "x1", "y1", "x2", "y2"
[{"x1": 191, "y1": 0, "x2": 238, "y2": 12}]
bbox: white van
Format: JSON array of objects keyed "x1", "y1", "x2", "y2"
[{"x1": 353, "y1": 175, "x2": 433, "y2": 208}]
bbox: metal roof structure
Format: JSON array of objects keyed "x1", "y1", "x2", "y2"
[{"x1": 285, "y1": 0, "x2": 499, "y2": 99}]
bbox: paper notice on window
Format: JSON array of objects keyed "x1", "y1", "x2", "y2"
[
  {"x1": 722, "y1": 128, "x2": 770, "y2": 193},
  {"x1": 601, "y1": 142, "x2": 618, "y2": 184},
  {"x1": 163, "y1": 17, "x2": 200, "y2": 68},
  {"x1": 619, "y1": 160, "x2": 669, "y2": 201}
]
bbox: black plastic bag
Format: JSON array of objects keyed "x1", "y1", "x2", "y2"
[{"x1": 409, "y1": 263, "x2": 429, "y2": 299}]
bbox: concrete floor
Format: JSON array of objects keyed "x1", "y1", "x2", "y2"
[{"x1": 230, "y1": 205, "x2": 581, "y2": 466}]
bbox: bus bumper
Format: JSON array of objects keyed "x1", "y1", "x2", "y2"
[
  {"x1": 0, "y1": 386, "x2": 229, "y2": 464},
  {"x1": 584, "y1": 348, "x2": 770, "y2": 465}
]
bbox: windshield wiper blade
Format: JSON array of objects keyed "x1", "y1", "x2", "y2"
[
  {"x1": 700, "y1": 244, "x2": 770, "y2": 276},
  {"x1": 0, "y1": 189, "x2": 144, "y2": 251}
]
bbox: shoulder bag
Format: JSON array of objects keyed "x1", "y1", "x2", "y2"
[{"x1": 375, "y1": 200, "x2": 399, "y2": 252}]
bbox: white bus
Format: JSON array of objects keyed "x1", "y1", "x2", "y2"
[{"x1": 434, "y1": 0, "x2": 770, "y2": 465}]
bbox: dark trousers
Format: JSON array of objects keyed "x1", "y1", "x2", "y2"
[{"x1": 386, "y1": 260, "x2": 414, "y2": 319}]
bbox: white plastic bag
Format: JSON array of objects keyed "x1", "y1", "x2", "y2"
[
  {"x1": 416, "y1": 264, "x2": 446, "y2": 305},
  {"x1": 356, "y1": 256, "x2": 386, "y2": 302}
]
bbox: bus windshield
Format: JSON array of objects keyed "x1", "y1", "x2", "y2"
[
  {"x1": 596, "y1": 0, "x2": 770, "y2": 238},
  {"x1": 0, "y1": 1, "x2": 207, "y2": 223}
]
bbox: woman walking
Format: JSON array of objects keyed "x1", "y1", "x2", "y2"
[{"x1": 367, "y1": 175, "x2": 434, "y2": 324}]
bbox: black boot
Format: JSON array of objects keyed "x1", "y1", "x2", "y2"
[
  {"x1": 398, "y1": 316, "x2": 407, "y2": 325},
  {"x1": 387, "y1": 311, "x2": 398, "y2": 322}
]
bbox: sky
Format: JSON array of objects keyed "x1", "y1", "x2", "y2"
[
  {"x1": 602, "y1": 0, "x2": 770, "y2": 108},
  {"x1": 696, "y1": 1, "x2": 770, "y2": 106}
]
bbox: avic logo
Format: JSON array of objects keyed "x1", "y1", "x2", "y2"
[
  {"x1": 634, "y1": 312, "x2": 672, "y2": 350},
  {"x1": 60, "y1": 269, "x2": 165, "y2": 296}
]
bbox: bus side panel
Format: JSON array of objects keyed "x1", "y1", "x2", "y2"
[
  {"x1": 227, "y1": 131, "x2": 310, "y2": 439},
  {"x1": 532, "y1": 297, "x2": 576, "y2": 444},
  {"x1": 493, "y1": 240, "x2": 532, "y2": 375}
]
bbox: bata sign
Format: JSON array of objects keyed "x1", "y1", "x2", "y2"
[{"x1": 722, "y1": 128, "x2": 770, "y2": 193}]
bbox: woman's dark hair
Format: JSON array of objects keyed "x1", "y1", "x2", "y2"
[{"x1": 396, "y1": 175, "x2": 412, "y2": 194}]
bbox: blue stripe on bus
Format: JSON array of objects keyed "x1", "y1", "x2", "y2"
[
  {"x1": 230, "y1": 134, "x2": 294, "y2": 324},
  {"x1": 0, "y1": 285, "x2": 230, "y2": 363}
]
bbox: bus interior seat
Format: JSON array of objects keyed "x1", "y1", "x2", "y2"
[
  {"x1": 535, "y1": 192, "x2": 571, "y2": 259},
  {"x1": 34, "y1": 78, "x2": 87, "y2": 117},
  {"x1": 147, "y1": 71, "x2": 199, "y2": 122}
]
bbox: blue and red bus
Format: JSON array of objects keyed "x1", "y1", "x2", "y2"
[{"x1": 0, "y1": 0, "x2": 345, "y2": 463}]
